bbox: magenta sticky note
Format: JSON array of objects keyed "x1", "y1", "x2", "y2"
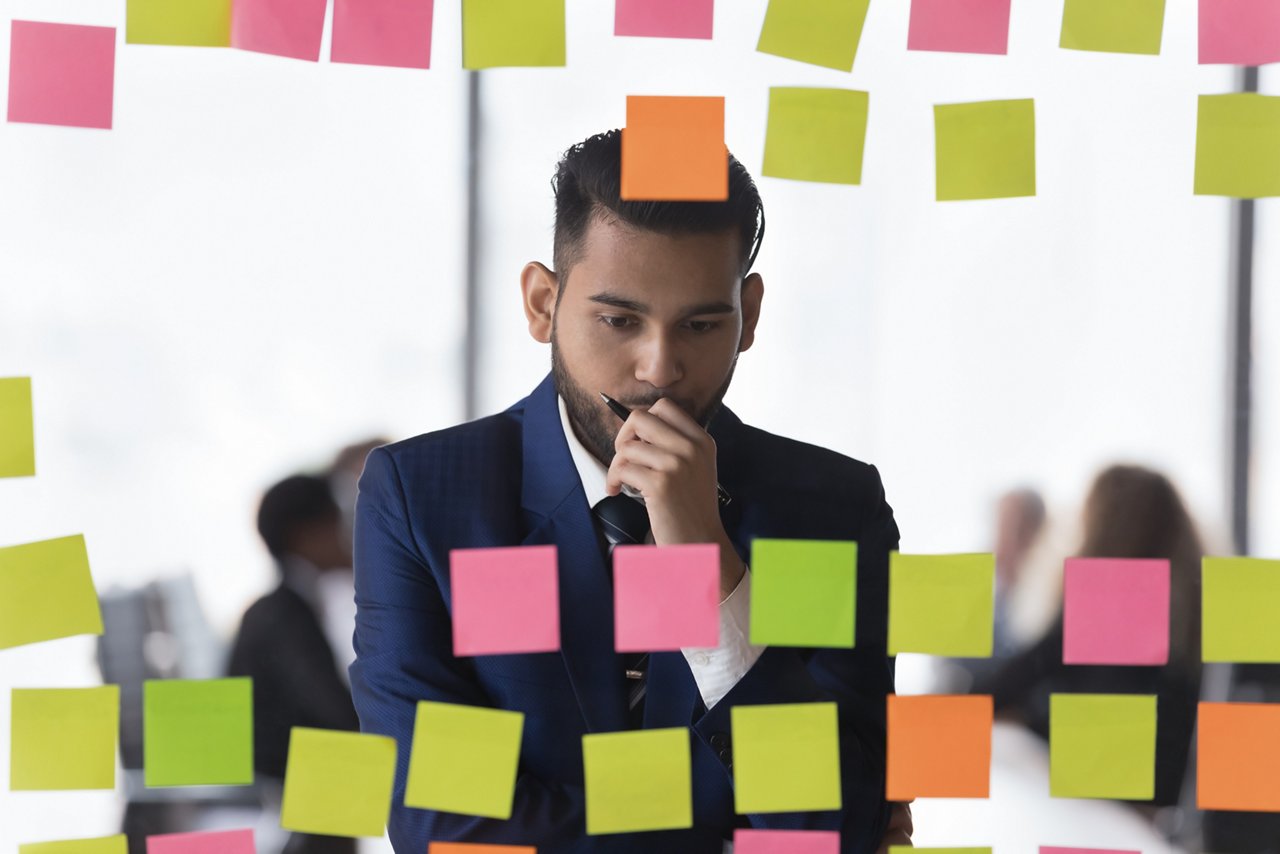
[
  {"x1": 1199, "y1": 0, "x2": 1280, "y2": 66},
  {"x1": 232, "y1": 0, "x2": 328, "y2": 61},
  {"x1": 8, "y1": 21, "x2": 115, "y2": 130},
  {"x1": 908, "y1": 0, "x2": 1011, "y2": 54},
  {"x1": 451, "y1": 545, "x2": 560, "y2": 656},
  {"x1": 1063, "y1": 558, "x2": 1169, "y2": 666},
  {"x1": 734, "y1": 829, "x2": 840, "y2": 854},
  {"x1": 613, "y1": 544, "x2": 720, "y2": 652},
  {"x1": 147, "y1": 830, "x2": 255, "y2": 854},
  {"x1": 615, "y1": 0, "x2": 714, "y2": 39},
  {"x1": 332, "y1": 0, "x2": 434, "y2": 68},
  {"x1": 1041, "y1": 848, "x2": 1140, "y2": 854}
]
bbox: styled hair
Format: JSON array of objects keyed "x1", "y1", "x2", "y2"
[{"x1": 256, "y1": 474, "x2": 340, "y2": 560}]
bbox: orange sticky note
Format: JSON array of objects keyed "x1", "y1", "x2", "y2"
[
  {"x1": 886, "y1": 694, "x2": 992, "y2": 799},
  {"x1": 1197, "y1": 701, "x2": 1280, "y2": 811},
  {"x1": 621, "y1": 96, "x2": 727, "y2": 201}
]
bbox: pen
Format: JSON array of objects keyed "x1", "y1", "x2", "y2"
[{"x1": 599, "y1": 392, "x2": 732, "y2": 507}]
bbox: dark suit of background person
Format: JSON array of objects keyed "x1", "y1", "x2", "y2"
[
  {"x1": 228, "y1": 474, "x2": 361, "y2": 854},
  {"x1": 350, "y1": 372, "x2": 900, "y2": 853}
]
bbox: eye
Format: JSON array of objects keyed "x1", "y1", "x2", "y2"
[
  {"x1": 598, "y1": 315, "x2": 634, "y2": 330},
  {"x1": 687, "y1": 320, "x2": 720, "y2": 333}
]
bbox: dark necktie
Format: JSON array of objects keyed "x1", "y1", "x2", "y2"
[{"x1": 593, "y1": 493, "x2": 651, "y2": 729}]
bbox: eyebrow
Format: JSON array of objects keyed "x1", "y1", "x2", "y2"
[{"x1": 587, "y1": 292, "x2": 736, "y2": 318}]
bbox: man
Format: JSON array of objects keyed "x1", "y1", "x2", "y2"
[{"x1": 352, "y1": 130, "x2": 910, "y2": 852}]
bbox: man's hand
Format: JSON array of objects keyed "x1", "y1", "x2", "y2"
[
  {"x1": 875, "y1": 801, "x2": 914, "y2": 853},
  {"x1": 605, "y1": 398, "x2": 744, "y2": 599}
]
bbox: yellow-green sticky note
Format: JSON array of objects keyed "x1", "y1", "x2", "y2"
[
  {"x1": 750, "y1": 539, "x2": 857, "y2": 648},
  {"x1": 1194, "y1": 94, "x2": 1280, "y2": 199},
  {"x1": 1203, "y1": 557, "x2": 1280, "y2": 661},
  {"x1": 935, "y1": 99, "x2": 1036, "y2": 201},
  {"x1": 1060, "y1": 0, "x2": 1165, "y2": 55},
  {"x1": 126, "y1": 0, "x2": 231, "y2": 47},
  {"x1": 11, "y1": 686, "x2": 120, "y2": 790},
  {"x1": 757, "y1": 0, "x2": 873, "y2": 72},
  {"x1": 732, "y1": 702, "x2": 842, "y2": 813},
  {"x1": 888, "y1": 552, "x2": 994, "y2": 657},
  {"x1": 762, "y1": 87, "x2": 869, "y2": 185},
  {"x1": 582, "y1": 727, "x2": 692, "y2": 834},
  {"x1": 1, "y1": 377, "x2": 35, "y2": 478},
  {"x1": 19, "y1": 835, "x2": 128, "y2": 854},
  {"x1": 281, "y1": 728, "x2": 397, "y2": 837},
  {"x1": 0, "y1": 535, "x2": 103, "y2": 651},
  {"x1": 405, "y1": 700, "x2": 524, "y2": 819},
  {"x1": 462, "y1": 0, "x2": 566, "y2": 69},
  {"x1": 144, "y1": 678, "x2": 253, "y2": 787},
  {"x1": 1049, "y1": 693, "x2": 1156, "y2": 799}
]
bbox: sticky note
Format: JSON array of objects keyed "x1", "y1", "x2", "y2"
[
  {"x1": 332, "y1": 0, "x2": 434, "y2": 69},
  {"x1": 1041, "y1": 848, "x2": 1139, "y2": 854},
  {"x1": 735, "y1": 829, "x2": 840, "y2": 853},
  {"x1": 1199, "y1": 0, "x2": 1280, "y2": 65},
  {"x1": 405, "y1": 700, "x2": 524, "y2": 819},
  {"x1": 616, "y1": 0, "x2": 714, "y2": 38},
  {"x1": 1063, "y1": 558, "x2": 1169, "y2": 665},
  {"x1": 450, "y1": 545, "x2": 559, "y2": 656},
  {"x1": 732, "y1": 702, "x2": 841, "y2": 813},
  {"x1": 280, "y1": 728, "x2": 397, "y2": 837},
  {"x1": 757, "y1": 0, "x2": 872, "y2": 71},
  {"x1": 1060, "y1": 0, "x2": 1166, "y2": 55},
  {"x1": 908, "y1": 0, "x2": 1011, "y2": 54},
  {"x1": 7, "y1": 21, "x2": 115, "y2": 130},
  {"x1": 1194, "y1": 95, "x2": 1280, "y2": 199},
  {"x1": 613, "y1": 543, "x2": 719, "y2": 651},
  {"x1": 143, "y1": 678, "x2": 253, "y2": 787},
  {"x1": 582, "y1": 728, "x2": 692, "y2": 834},
  {"x1": 892, "y1": 849, "x2": 990, "y2": 854},
  {"x1": 888, "y1": 552, "x2": 994, "y2": 656},
  {"x1": 621, "y1": 96, "x2": 728, "y2": 201},
  {"x1": 1049, "y1": 693, "x2": 1156, "y2": 799},
  {"x1": 1197, "y1": 701, "x2": 1280, "y2": 811},
  {"x1": 231, "y1": 0, "x2": 328, "y2": 61},
  {"x1": 126, "y1": 0, "x2": 231, "y2": 47},
  {"x1": 462, "y1": 0, "x2": 566, "y2": 69},
  {"x1": 1203, "y1": 557, "x2": 1280, "y2": 661},
  {"x1": 146, "y1": 829, "x2": 255, "y2": 854},
  {"x1": 20, "y1": 836, "x2": 128, "y2": 854},
  {"x1": 10, "y1": 686, "x2": 119, "y2": 790},
  {"x1": 762, "y1": 87, "x2": 869, "y2": 185},
  {"x1": 1, "y1": 377, "x2": 35, "y2": 477},
  {"x1": 750, "y1": 539, "x2": 857, "y2": 648},
  {"x1": 429, "y1": 846, "x2": 536, "y2": 854},
  {"x1": 0, "y1": 535, "x2": 103, "y2": 650},
  {"x1": 934, "y1": 99, "x2": 1036, "y2": 201},
  {"x1": 887, "y1": 694, "x2": 992, "y2": 799}
]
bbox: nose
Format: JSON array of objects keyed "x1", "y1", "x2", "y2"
[{"x1": 633, "y1": 330, "x2": 683, "y2": 389}]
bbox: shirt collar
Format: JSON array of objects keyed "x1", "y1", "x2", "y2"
[{"x1": 557, "y1": 394, "x2": 611, "y2": 511}]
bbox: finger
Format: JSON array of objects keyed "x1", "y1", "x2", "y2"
[
  {"x1": 647, "y1": 397, "x2": 708, "y2": 443},
  {"x1": 625, "y1": 408, "x2": 698, "y2": 455},
  {"x1": 613, "y1": 439, "x2": 681, "y2": 474},
  {"x1": 606, "y1": 458, "x2": 658, "y2": 499}
]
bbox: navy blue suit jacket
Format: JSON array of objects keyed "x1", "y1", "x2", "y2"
[{"x1": 351, "y1": 373, "x2": 899, "y2": 853}]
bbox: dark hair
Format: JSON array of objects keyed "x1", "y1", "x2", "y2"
[
  {"x1": 256, "y1": 474, "x2": 340, "y2": 560},
  {"x1": 551, "y1": 129, "x2": 765, "y2": 283}
]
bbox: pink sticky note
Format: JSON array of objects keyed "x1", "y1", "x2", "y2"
[
  {"x1": 908, "y1": 0, "x2": 1011, "y2": 54},
  {"x1": 613, "y1": 544, "x2": 720, "y2": 652},
  {"x1": 451, "y1": 545, "x2": 560, "y2": 656},
  {"x1": 7, "y1": 21, "x2": 115, "y2": 130},
  {"x1": 232, "y1": 0, "x2": 328, "y2": 61},
  {"x1": 332, "y1": 0, "x2": 434, "y2": 68},
  {"x1": 615, "y1": 0, "x2": 714, "y2": 39},
  {"x1": 734, "y1": 829, "x2": 841, "y2": 854},
  {"x1": 147, "y1": 829, "x2": 255, "y2": 854},
  {"x1": 1063, "y1": 558, "x2": 1169, "y2": 666},
  {"x1": 1199, "y1": 0, "x2": 1280, "y2": 66},
  {"x1": 1042, "y1": 848, "x2": 1140, "y2": 854}
]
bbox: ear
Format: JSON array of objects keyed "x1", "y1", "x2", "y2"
[
  {"x1": 738, "y1": 272, "x2": 764, "y2": 352},
  {"x1": 521, "y1": 261, "x2": 559, "y2": 344}
]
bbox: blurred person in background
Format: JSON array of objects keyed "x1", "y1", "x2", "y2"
[{"x1": 991, "y1": 487, "x2": 1047, "y2": 657}]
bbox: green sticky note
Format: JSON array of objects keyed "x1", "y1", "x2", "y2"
[
  {"x1": 757, "y1": 0, "x2": 872, "y2": 71},
  {"x1": 462, "y1": 0, "x2": 566, "y2": 69},
  {"x1": 750, "y1": 539, "x2": 857, "y2": 648},
  {"x1": 732, "y1": 702, "x2": 842, "y2": 813},
  {"x1": 126, "y1": 0, "x2": 231, "y2": 47},
  {"x1": 1, "y1": 377, "x2": 35, "y2": 478},
  {"x1": 1194, "y1": 94, "x2": 1280, "y2": 199},
  {"x1": 762, "y1": 87, "x2": 870, "y2": 185},
  {"x1": 281, "y1": 728, "x2": 397, "y2": 837},
  {"x1": 935, "y1": 99, "x2": 1036, "y2": 201},
  {"x1": 0, "y1": 535, "x2": 103, "y2": 651},
  {"x1": 405, "y1": 700, "x2": 524, "y2": 819},
  {"x1": 19, "y1": 836, "x2": 128, "y2": 854},
  {"x1": 889, "y1": 552, "x2": 994, "y2": 657},
  {"x1": 10, "y1": 686, "x2": 119, "y2": 790},
  {"x1": 1049, "y1": 693, "x2": 1156, "y2": 799},
  {"x1": 582, "y1": 727, "x2": 692, "y2": 835},
  {"x1": 1060, "y1": 0, "x2": 1165, "y2": 55},
  {"x1": 143, "y1": 678, "x2": 253, "y2": 787},
  {"x1": 1203, "y1": 557, "x2": 1280, "y2": 661}
]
